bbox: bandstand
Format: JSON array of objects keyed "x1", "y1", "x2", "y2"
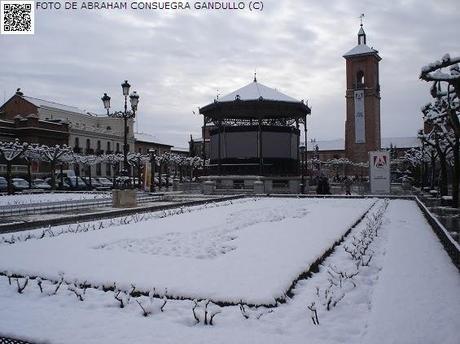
[{"x1": 199, "y1": 77, "x2": 311, "y2": 193}]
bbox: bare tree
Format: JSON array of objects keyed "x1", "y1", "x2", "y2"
[
  {"x1": 0, "y1": 140, "x2": 28, "y2": 194},
  {"x1": 77, "y1": 155, "x2": 101, "y2": 189},
  {"x1": 420, "y1": 54, "x2": 460, "y2": 207},
  {"x1": 38, "y1": 144, "x2": 72, "y2": 191}
]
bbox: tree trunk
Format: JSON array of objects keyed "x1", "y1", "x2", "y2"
[
  {"x1": 60, "y1": 164, "x2": 64, "y2": 189},
  {"x1": 137, "y1": 162, "x2": 142, "y2": 190},
  {"x1": 75, "y1": 164, "x2": 80, "y2": 188},
  {"x1": 27, "y1": 160, "x2": 32, "y2": 189},
  {"x1": 112, "y1": 166, "x2": 116, "y2": 188},
  {"x1": 6, "y1": 161, "x2": 13, "y2": 195},
  {"x1": 158, "y1": 163, "x2": 162, "y2": 191},
  {"x1": 165, "y1": 162, "x2": 169, "y2": 190},
  {"x1": 438, "y1": 155, "x2": 448, "y2": 197},
  {"x1": 50, "y1": 162, "x2": 56, "y2": 191},
  {"x1": 430, "y1": 155, "x2": 436, "y2": 189},
  {"x1": 452, "y1": 138, "x2": 459, "y2": 208},
  {"x1": 88, "y1": 166, "x2": 92, "y2": 190}
]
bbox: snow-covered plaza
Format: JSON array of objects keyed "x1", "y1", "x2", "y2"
[{"x1": 0, "y1": 197, "x2": 458, "y2": 343}]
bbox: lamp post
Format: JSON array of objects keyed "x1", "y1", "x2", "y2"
[
  {"x1": 102, "y1": 80, "x2": 139, "y2": 188},
  {"x1": 302, "y1": 109, "x2": 311, "y2": 194},
  {"x1": 300, "y1": 145, "x2": 305, "y2": 194}
]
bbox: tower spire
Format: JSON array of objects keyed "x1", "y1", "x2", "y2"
[{"x1": 358, "y1": 13, "x2": 366, "y2": 45}]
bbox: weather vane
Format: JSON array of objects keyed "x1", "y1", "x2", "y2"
[{"x1": 359, "y1": 13, "x2": 365, "y2": 26}]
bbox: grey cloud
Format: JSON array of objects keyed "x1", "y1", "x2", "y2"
[{"x1": 0, "y1": 0, "x2": 458, "y2": 146}]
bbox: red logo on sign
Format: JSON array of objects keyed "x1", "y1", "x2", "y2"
[{"x1": 373, "y1": 155, "x2": 387, "y2": 168}]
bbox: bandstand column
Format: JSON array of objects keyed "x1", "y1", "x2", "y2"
[
  {"x1": 202, "y1": 116, "x2": 207, "y2": 174},
  {"x1": 304, "y1": 118, "x2": 308, "y2": 185},
  {"x1": 258, "y1": 117, "x2": 264, "y2": 175},
  {"x1": 218, "y1": 120, "x2": 222, "y2": 175},
  {"x1": 296, "y1": 119, "x2": 300, "y2": 175}
]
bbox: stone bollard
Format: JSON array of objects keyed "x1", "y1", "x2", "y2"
[
  {"x1": 202, "y1": 180, "x2": 216, "y2": 195},
  {"x1": 253, "y1": 180, "x2": 264, "y2": 194},
  {"x1": 112, "y1": 189, "x2": 137, "y2": 208},
  {"x1": 112, "y1": 189, "x2": 119, "y2": 208},
  {"x1": 289, "y1": 179, "x2": 300, "y2": 194}
]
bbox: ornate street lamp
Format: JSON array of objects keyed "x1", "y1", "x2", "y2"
[
  {"x1": 101, "y1": 93, "x2": 111, "y2": 115},
  {"x1": 102, "y1": 80, "x2": 140, "y2": 188}
]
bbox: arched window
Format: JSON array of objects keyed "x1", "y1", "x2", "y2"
[{"x1": 356, "y1": 71, "x2": 365, "y2": 88}]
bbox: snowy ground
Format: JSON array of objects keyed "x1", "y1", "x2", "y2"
[
  {"x1": 0, "y1": 198, "x2": 374, "y2": 304},
  {"x1": 0, "y1": 192, "x2": 110, "y2": 206},
  {"x1": 0, "y1": 198, "x2": 459, "y2": 344}
]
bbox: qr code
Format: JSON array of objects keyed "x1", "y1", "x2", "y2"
[{"x1": 1, "y1": 1, "x2": 34, "y2": 35}]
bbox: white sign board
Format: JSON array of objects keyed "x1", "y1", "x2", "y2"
[
  {"x1": 369, "y1": 151, "x2": 390, "y2": 194},
  {"x1": 354, "y1": 90, "x2": 365, "y2": 143}
]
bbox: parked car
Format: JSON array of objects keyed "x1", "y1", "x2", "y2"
[
  {"x1": 45, "y1": 177, "x2": 71, "y2": 190},
  {"x1": 82, "y1": 177, "x2": 111, "y2": 191},
  {"x1": 96, "y1": 177, "x2": 113, "y2": 189},
  {"x1": 65, "y1": 176, "x2": 89, "y2": 190},
  {"x1": 33, "y1": 178, "x2": 52, "y2": 190},
  {"x1": 0, "y1": 177, "x2": 7, "y2": 192},
  {"x1": 12, "y1": 178, "x2": 29, "y2": 192}
]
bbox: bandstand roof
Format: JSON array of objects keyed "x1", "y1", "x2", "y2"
[
  {"x1": 199, "y1": 80, "x2": 311, "y2": 120},
  {"x1": 219, "y1": 80, "x2": 299, "y2": 102}
]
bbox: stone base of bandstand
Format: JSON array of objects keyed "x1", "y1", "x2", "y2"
[
  {"x1": 200, "y1": 175, "x2": 302, "y2": 194},
  {"x1": 112, "y1": 189, "x2": 137, "y2": 208}
]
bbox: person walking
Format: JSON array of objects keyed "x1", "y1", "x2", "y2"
[{"x1": 344, "y1": 177, "x2": 352, "y2": 195}]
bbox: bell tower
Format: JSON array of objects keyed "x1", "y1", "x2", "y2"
[{"x1": 343, "y1": 23, "x2": 381, "y2": 162}]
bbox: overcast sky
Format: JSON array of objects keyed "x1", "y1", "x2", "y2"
[{"x1": 1, "y1": 0, "x2": 458, "y2": 147}]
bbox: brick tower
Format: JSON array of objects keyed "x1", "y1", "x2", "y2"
[{"x1": 343, "y1": 24, "x2": 381, "y2": 162}]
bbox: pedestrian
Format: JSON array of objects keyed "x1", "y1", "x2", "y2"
[{"x1": 344, "y1": 177, "x2": 352, "y2": 195}]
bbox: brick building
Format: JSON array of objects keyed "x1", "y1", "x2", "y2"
[
  {"x1": 343, "y1": 24, "x2": 381, "y2": 162},
  {"x1": 0, "y1": 89, "x2": 133, "y2": 178}
]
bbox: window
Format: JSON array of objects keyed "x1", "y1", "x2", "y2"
[
  {"x1": 356, "y1": 71, "x2": 365, "y2": 89},
  {"x1": 116, "y1": 143, "x2": 120, "y2": 152},
  {"x1": 138, "y1": 147, "x2": 142, "y2": 153},
  {"x1": 106, "y1": 126, "x2": 111, "y2": 131},
  {"x1": 96, "y1": 163, "x2": 101, "y2": 176},
  {"x1": 106, "y1": 163, "x2": 111, "y2": 176},
  {"x1": 86, "y1": 139, "x2": 91, "y2": 149},
  {"x1": 107, "y1": 142, "x2": 111, "y2": 152},
  {"x1": 74, "y1": 137, "x2": 79, "y2": 147},
  {"x1": 97, "y1": 140, "x2": 101, "y2": 151}
]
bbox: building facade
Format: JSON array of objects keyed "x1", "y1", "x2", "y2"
[
  {"x1": 0, "y1": 90, "x2": 134, "y2": 178},
  {"x1": 134, "y1": 132, "x2": 173, "y2": 156}
]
